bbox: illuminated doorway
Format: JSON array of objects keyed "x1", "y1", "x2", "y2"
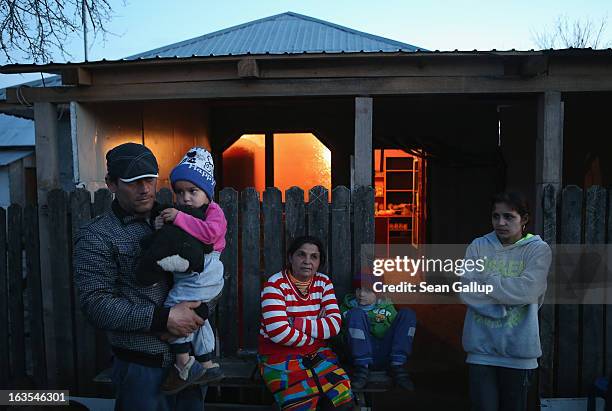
[
  {"x1": 222, "y1": 133, "x2": 331, "y2": 200},
  {"x1": 374, "y1": 149, "x2": 426, "y2": 247}
]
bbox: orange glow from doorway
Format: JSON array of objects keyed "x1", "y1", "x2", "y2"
[
  {"x1": 222, "y1": 133, "x2": 331, "y2": 200},
  {"x1": 222, "y1": 134, "x2": 266, "y2": 195},
  {"x1": 274, "y1": 133, "x2": 331, "y2": 200}
]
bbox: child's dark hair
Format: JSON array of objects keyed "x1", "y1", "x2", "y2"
[
  {"x1": 491, "y1": 192, "x2": 530, "y2": 233},
  {"x1": 286, "y1": 235, "x2": 326, "y2": 267}
]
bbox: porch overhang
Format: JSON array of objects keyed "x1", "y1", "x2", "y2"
[{"x1": 2, "y1": 50, "x2": 612, "y2": 104}]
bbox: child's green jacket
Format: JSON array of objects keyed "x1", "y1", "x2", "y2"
[{"x1": 340, "y1": 294, "x2": 397, "y2": 339}]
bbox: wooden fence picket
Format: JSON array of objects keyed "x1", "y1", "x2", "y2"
[
  {"x1": 69, "y1": 189, "x2": 97, "y2": 395},
  {"x1": 557, "y1": 185, "x2": 582, "y2": 396},
  {"x1": 218, "y1": 188, "x2": 239, "y2": 356},
  {"x1": 263, "y1": 188, "x2": 283, "y2": 276},
  {"x1": 24, "y1": 205, "x2": 46, "y2": 388},
  {"x1": 7, "y1": 205, "x2": 25, "y2": 382},
  {"x1": 241, "y1": 188, "x2": 260, "y2": 352},
  {"x1": 331, "y1": 187, "x2": 351, "y2": 300},
  {"x1": 285, "y1": 187, "x2": 305, "y2": 254},
  {"x1": 539, "y1": 184, "x2": 556, "y2": 397},
  {"x1": 47, "y1": 190, "x2": 76, "y2": 390}
]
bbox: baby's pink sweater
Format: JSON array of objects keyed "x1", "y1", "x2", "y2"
[{"x1": 173, "y1": 202, "x2": 227, "y2": 252}]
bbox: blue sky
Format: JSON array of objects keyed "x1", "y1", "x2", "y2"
[{"x1": 1, "y1": 0, "x2": 611, "y2": 88}]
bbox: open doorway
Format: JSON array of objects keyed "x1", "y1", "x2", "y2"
[{"x1": 374, "y1": 149, "x2": 426, "y2": 251}]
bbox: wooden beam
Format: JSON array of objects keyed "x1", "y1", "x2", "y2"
[
  {"x1": 7, "y1": 75, "x2": 612, "y2": 104},
  {"x1": 265, "y1": 132, "x2": 274, "y2": 188},
  {"x1": 33, "y1": 102, "x2": 60, "y2": 388},
  {"x1": 237, "y1": 58, "x2": 260, "y2": 78},
  {"x1": 73, "y1": 103, "x2": 99, "y2": 189},
  {"x1": 0, "y1": 51, "x2": 528, "y2": 74},
  {"x1": 520, "y1": 55, "x2": 549, "y2": 77},
  {"x1": 62, "y1": 68, "x2": 92, "y2": 86},
  {"x1": 354, "y1": 97, "x2": 373, "y2": 188},
  {"x1": 534, "y1": 91, "x2": 563, "y2": 233}
]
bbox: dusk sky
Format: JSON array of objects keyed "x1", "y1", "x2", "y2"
[{"x1": 1, "y1": 0, "x2": 610, "y2": 88}]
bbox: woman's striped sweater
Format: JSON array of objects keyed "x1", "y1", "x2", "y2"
[{"x1": 259, "y1": 270, "x2": 342, "y2": 357}]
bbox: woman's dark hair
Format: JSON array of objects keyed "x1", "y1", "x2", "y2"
[{"x1": 286, "y1": 235, "x2": 326, "y2": 267}]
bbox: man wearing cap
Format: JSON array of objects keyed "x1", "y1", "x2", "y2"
[{"x1": 73, "y1": 142, "x2": 208, "y2": 410}]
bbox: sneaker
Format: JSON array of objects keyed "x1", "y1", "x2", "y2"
[
  {"x1": 350, "y1": 366, "x2": 370, "y2": 390},
  {"x1": 389, "y1": 365, "x2": 414, "y2": 391},
  {"x1": 195, "y1": 364, "x2": 224, "y2": 384},
  {"x1": 161, "y1": 357, "x2": 205, "y2": 395}
]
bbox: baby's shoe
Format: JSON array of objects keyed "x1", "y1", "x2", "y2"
[
  {"x1": 161, "y1": 357, "x2": 205, "y2": 394},
  {"x1": 196, "y1": 362, "x2": 224, "y2": 384}
]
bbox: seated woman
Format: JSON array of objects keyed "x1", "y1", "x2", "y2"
[
  {"x1": 258, "y1": 235, "x2": 354, "y2": 411},
  {"x1": 460, "y1": 192, "x2": 552, "y2": 411}
]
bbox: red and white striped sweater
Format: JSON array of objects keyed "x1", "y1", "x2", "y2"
[{"x1": 259, "y1": 270, "x2": 342, "y2": 357}]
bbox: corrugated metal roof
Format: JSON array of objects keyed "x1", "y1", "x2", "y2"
[
  {"x1": 127, "y1": 12, "x2": 423, "y2": 59},
  {"x1": 0, "y1": 150, "x2": 33, "y2": 166},
  {"x1": 0, "y1": 114, "x2": 34, "y2": 146}
]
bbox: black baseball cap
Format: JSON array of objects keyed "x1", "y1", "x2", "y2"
[{"x1": 106, "y1": 143, "x2": 159, "y2": 182}]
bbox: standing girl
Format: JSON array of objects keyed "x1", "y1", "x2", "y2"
[{"x1": 461, "y1": 192, "x2": 552, "y2": 411}]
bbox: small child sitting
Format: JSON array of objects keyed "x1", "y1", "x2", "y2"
[
  {"x1": 143, "y1": 147, "x2": 227, "y2": 394},
  {"x1": 340, "y1": 274, "x2": 417, "y2": 390}
]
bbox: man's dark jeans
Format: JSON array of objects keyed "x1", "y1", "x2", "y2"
[
  {"x1": 112, "y1": 357, "x2": 207, "y2": 411},
  {"x1": 469, "y1": 364, "x2": 535, "y2": 411}
]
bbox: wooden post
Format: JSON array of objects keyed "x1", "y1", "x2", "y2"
[
  {"x1": 354, "y1": 97, "x2": 373, "y2": 188},
  {"x1": 535, "y1": 92, "x2": 563, "y2": 233},
  {"x1": 34, "y1": 102, "x2": 60, "y2": 388},
  {"x1": 265, "y1": 133, "x2": 274, "y2": 189}
]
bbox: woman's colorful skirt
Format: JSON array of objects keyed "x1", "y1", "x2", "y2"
[{"x1": 259, "y1": 347, "x2": 353, "y2": 410}]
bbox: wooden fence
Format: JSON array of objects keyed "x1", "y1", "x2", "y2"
[
  {"x1": 539, "y1": 184, "x2": 612, "y2": 398},
  {"x1": 0, "y1": 185, "x2": 374, "y2": 395},
  {"x1": 2, "y1": 184, "x2": 610, "y2": 399}
]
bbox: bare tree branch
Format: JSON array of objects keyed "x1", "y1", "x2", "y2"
[
  {"x1": 532, "y1": 14, "x2": 611, "y2": 50},
  {"x1": 0, "y1": 0, "x2": 118, "y2": 63}
]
